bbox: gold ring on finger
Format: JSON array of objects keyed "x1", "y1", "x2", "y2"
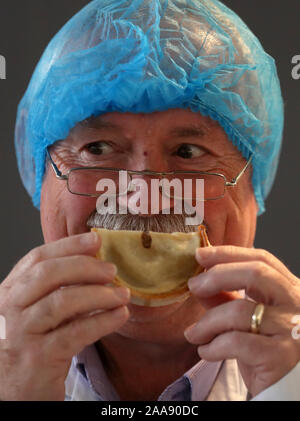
[{"x1": 250, "y1": 303, "x2": 265, "y2": 334}]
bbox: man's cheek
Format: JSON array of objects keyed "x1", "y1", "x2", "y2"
[
  {"x1": 64, "y1": 196, "x2": 98, "y2": 237},
  {"x1": 202, "y1": 201, "x2": 227, "y2": 246},
  {"x1": 40, "y1": 173, "x2": 96, "y2": 241},
  {"x1": 40, "y1": 175, "x2": 66, "y2": 242}
]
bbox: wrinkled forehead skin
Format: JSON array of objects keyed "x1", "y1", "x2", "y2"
[{"x1": 14, "y1": 0, "x2": 283, "y2": 213}]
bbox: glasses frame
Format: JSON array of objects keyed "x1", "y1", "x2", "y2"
[{"x1": 46, "y1": 147, "x2": 253, "y2": 201}]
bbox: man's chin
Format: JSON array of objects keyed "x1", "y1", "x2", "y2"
[
  {"x1": 125, "y1": 295, "x2": 191, "y2": 324},
  {"x1": 112, "y1": 294, "x2": 204, "y2": 345}
]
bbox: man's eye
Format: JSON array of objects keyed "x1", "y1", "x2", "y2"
[
  {"x1": 176, "y1": 144, "x2": 204, "y2": 159},
  {"x1": 86, "y1": 142, "x2": 113, "y2": 155}
]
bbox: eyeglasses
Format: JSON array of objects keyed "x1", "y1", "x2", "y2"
[{"x1": 46, "y1": 147, "x2": 253, "y2": 201}]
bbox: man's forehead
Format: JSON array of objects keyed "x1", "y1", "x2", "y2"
[{"x1": 71, "y1": 109, "x2": 220, "y2": 135}]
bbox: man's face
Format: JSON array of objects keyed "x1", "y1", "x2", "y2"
[{"x1": 40, "y1": 108, "x2": 258, "y2": 344}]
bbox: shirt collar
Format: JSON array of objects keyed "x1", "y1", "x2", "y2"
[
  {"x1": 75, "y1": 343, "x2": 223, "y2": 401},
  {"x1": 75, "y1": 344, "x2": 119, "y2": 401}
]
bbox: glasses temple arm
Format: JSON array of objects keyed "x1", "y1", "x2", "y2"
[
  {"x1": 46, "y1": 148, "x2": 68, "y2": 180},
  {"x1": 226, "y1": 154, "x2": 254, "y2": 187}
]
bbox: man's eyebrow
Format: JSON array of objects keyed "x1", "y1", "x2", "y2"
[
  {"x1": 168, "y1": 126, "x2": 206, "y2": 138},
  {"x1": 77, "y1": 119, "x2": 207, "y2": 137},
  {"x1": 78, "y1": 118, "x2": 120, "y2": 130}
]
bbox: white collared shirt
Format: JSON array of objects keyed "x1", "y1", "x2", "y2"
[{"x1": 65, "y1": 344, "x2": 300, "y2": 401}]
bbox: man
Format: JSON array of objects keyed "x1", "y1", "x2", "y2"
[{"x1": 1, "y1": 0, "x2": 299, "y2": 400}]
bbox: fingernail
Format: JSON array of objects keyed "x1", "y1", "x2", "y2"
[
  {"x1": 188, "y1": 274, "x2": 204, "y2": 290},
  {"x1": 81, "y1": 232, "x2": 99, "y2": 245},
  {"x1": 114, "y1": 287, "x2": 130, "y2": 300},
  {"x1": 102, "y1": 263, "x2": 117, "y2": 278},
  {"x1": 184, "y1": 323, "x2": 197, "y2": 340},
  {"x1": 110, "y1": 306, "x2": 129, "y2": 318},
  {"x1": 196, "y1": 247, "x2": 210, "y2": 260}
]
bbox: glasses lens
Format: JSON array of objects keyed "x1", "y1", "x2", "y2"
[
  {"x1": 68, "y1": 169, "x2": 130, "y2": 196},
  {"x1": 162, "y1": 173, "x2": 226, "y2": 201},
  {"x1": 67, "y1": 169, "x2": 226, "y2": 200}
]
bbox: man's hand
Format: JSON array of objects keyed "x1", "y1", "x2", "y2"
[
  {"x1": 184, "y1": 246, "x2": 300, "y2": 398},
  {"x1": 0, "y1": 232, "x2": 130, "y2": 401}
]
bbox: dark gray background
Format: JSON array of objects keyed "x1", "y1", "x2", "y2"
[{"x1": 0, "y1": 1, "x2": 299, "y2": 281}]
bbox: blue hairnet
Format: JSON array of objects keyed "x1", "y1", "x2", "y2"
[{"x1": 15, "y1": 0, "x2": 284, "y2": 214}]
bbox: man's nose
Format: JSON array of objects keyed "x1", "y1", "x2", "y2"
[
  {"x1": 117, "y1": 174, "x2": 177, "y2": 216},
  {"x1": 127, "y1": 144, "x2": 169, "y2": 173},
  {"x1": 116, "y1": 146, "x2": 176, "y2": 215}
]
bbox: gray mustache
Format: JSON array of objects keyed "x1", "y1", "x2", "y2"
[
  {"x1": 86, "y1": 209, "x2": 204, "y2": 233},
  {"x1": 86, "y1": 196, "x2": 207, "y2": 233}
]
